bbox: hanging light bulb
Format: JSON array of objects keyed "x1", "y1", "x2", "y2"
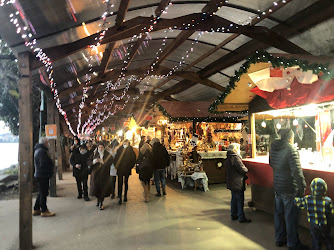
[
  {"x1": 261, "y1": 121, "x2": 266, "y2": 128},
  {"x1": 276, "y1": 123, "x2": 281, "y2": 129},
  {"x1": 293, "y1": 119, "x2": 298, "y2": 126}
]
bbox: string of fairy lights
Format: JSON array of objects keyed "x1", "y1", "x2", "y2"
[
  {"x1": 82, "y1": 20, "x2": 171, "y2": 134},
  {"x1": 0, "y1": 0, "x2": 292, "y2": 136},
  {"x1": 76, "y1": 0, "x2": 116, "y2": 135}
]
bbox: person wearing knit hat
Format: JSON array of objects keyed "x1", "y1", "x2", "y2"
[{"x1": 295, "y1": 178, "x2": 334, "y2": 250}]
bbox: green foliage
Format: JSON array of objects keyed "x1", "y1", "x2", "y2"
[
  {"x1": 3, "y1": 167, "x2": 18, "y2": 175},
  {"x1": 209, "y1": 50, "x2": 334, "y2": 113},
  {"x1": 0, "y1": 38, "x2": 45, "y2": 146},
  {"x1": 0, "y1": 38, "x2": 19, "y2": 135}
]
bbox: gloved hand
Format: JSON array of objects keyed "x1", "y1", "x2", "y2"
[{"x1": 295, "y1": 188, "x2": 305, "y2": 198}]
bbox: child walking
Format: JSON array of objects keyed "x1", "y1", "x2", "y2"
[{"x1": 295, "y1": 178, "x2": 334, "y2": 250}]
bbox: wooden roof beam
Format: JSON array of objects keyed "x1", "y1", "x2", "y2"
[
  {"x1": 202, "y1": 0, "x2": 227, "y2": 15},
  {"x1": 34, "y1": 13, "x2": 299, "y2": 68},
  {"x1": 201, "y1": 0, "x2": 334, "y2": 78},
  {"x1": 155, "y1": 0, "x2": 171, "y2": 17}
]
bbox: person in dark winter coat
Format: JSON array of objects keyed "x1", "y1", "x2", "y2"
[
  {"x1": 137, "y1": 143, "x2": 154, "y2": 202},
  {"x1": 70, "y1": 144, "x2": 92, "y2": 201},
  {"x1": 225, "y1": 143, "x2": 251, "y2": 223},
  {"x1": 70, "y1": 137, "x2": 80, "y2": 153},
  {"x1": 151, "y1": 138, "x2": 170, "y2": 196},
  {"x1": 33, "y1": 137, "x2": 55, "y2": 217},
  {"x1": 138, "y1": 136, "x2": 146, "y2": 150},
  {"x1": 90, "y1": 142, "x2": 113, "y2": 210},
  {"x1": 269, "y1": 129, "x2": 307, "y2": 249},
  {"x1": 114, "y1": 139, "x2": 137, "y2": 205}
]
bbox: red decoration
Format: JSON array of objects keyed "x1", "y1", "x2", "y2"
[
  {"x1": 145, "y1": 115, "x2": 153, "y2": 121},
  {"x1": 250, "y1": 78, "x2": 334, "y2": 109},
  {"x1": 110, "y1": 126, "x2": 115, "y2": 131},
  {"x1": 270, "y1": 67, "x2": 283, "y2": 77}
]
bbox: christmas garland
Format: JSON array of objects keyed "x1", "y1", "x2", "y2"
[
  {"x1": 156, "y1": 104, "x2": 246, "y2": 123},
  {"x1": 209, "y1": 50, "x2": 334, "y2": 113}
]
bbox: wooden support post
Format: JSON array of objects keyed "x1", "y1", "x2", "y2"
[
  {"x1": 250, "y1": 113, "x2": 257, "y2": 158},
  {"x1": 18, "y1": 51, "x2": 33, "y2": 250},
  {"x1": 47, "y1": 98, "x2": 57, "y2": 196},
  {"x1": 55, "y1": 112, "x2": 63, "y2": 180}
]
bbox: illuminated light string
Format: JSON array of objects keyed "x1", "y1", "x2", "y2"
[
  {"x1": 2, "y1": 0, "x2": 285, "y2": 135},
  {"x1": 82, "y1": 0, "x2": 284, "y2": 134},
  {"x1": 83, "y1": 2, "x2": 175, "y2": 132},
  {"x1": 84, "y1": 0, "x2": 291, "y2": 133},
  {"x1": 1, "y1": 0, "x2": 115, "y2": 136},
  {"x1": 77, "y1": 0, "x2": 278, "y2": 133},
  {"x1": 82, "y1": 12, "x2": 172, "y2": 134},
  {"x1": 76, "y1": 1, "x2": 116, "y2": 135}
]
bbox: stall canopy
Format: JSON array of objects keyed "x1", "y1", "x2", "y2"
[
  {"x1": 0, "y1": 0, "x2": 333, "y2": 135},
  {"x1": 157, "y1": 101, "x2": 247, "y2": 122},
  {"x1": 210, "y1": 52, "x2": 334, "y2": 112}
]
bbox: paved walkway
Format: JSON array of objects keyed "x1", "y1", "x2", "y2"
[{"x1": 0, "y1": 171, "x2": 311, "y2": 250}]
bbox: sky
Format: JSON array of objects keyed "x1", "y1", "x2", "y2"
[{"x1": 0, "y1": 121, "x2": 10, "y2": 135}]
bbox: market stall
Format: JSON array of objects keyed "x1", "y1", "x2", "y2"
[
  {"x1": 135, "y1": 101, "x2": 247, "y2": 185},
  {"x1": 209, "y1": 51, "x2": 334, "y2": 228}
]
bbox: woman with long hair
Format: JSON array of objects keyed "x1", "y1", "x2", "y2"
[
  {"x1": 137, "y1": 143, "x2": 154, "y2": 203},
  {"x1": 90, "y1": 142, "x2": 113, "y2": 210}
]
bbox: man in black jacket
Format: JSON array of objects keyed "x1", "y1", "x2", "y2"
[
  {"x1": 70, "y1": 144, "x2": 91, "y2": 201},
  {"x1": 33, "y1": 137, "x2": 55, "y2": 217},
  {"x1": 151, "y1": 138, "x2": 170, "y2": 196},
  {"x1": 269, "y1": 129, "x2": 307, "y2": 250}
]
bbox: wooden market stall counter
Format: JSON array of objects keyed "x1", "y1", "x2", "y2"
[
  {"x1": 198, "y1": 151, "x2": 227, "y2": 184},
  {"x1": 168, "y1": 150, "x2": 227, "y2": 184},
  {"x1": 243, "y1": 156, "x2": 334, "y2": 230}
]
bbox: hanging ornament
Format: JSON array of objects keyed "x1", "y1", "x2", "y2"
[
  {"x1": 293, "y1": 119, "x2": 298, "y2": 126},
  {"x1": 276, "y1": 123, "x2": 281, "y2": 129},
  {"x1": 261, "y1": 121, "x2": 266, "y2": 128}
]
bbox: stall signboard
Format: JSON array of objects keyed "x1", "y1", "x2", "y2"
[{"x1": 45, "y1": 124, "x2": 57, "y2": 139}]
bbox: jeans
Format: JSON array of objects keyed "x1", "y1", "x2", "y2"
[
  {"x1": 75, "y1": 175, "x2": 88, "y2": 198},
  {"x1": 231, "y1": 190, "x2": 246, "y2": 221},
  {"x1": 118, "y1": 175, "x2": 129, "y2": 199},
  {"x1": 274, "y1": 192, "x2": 300, "y2": 248},
  {"x1": 154, "y1": 169, "x2": 166, "y2": 193},
  {"x1": 110, "y1": 176, "x2": 116, "y2": 196},
  {"x1": 310, "y1": 223, "x2": 333, "y2": 250},
  {"x1": 34, "y1": 178, "x2": 49, "y2": 212}
]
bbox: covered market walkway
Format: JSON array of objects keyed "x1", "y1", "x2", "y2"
[{"x1": 0, "y1": 171, "x2": 311, "y2": 250}]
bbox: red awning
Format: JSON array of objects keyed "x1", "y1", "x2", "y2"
[{"x1": 250, "y1": 77, "x2": 334, "y2": 109}]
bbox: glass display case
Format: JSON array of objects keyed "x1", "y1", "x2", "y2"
[{"x1": 253, "y1": 101, "x2": 334, "y2": 170}]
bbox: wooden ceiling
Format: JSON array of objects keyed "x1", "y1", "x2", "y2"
[{"x1": 1, "y1": 0, "x2": 333, "y2": 134}]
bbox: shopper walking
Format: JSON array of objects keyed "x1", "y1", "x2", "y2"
[
  {"x1": 90, "y1": 142, "x2": 113, "y2": 210},
  {"x1": 151, "y1": 138, "x2": 170, "y2": 196},
  {"x1": 70, "y1": 144, "x2": 91, "y2": 201},
  {"x1": 32, "y1": 137, "x2": 55, "y2": 217},
  {"x1": 137, "y1": 143, "x2": 154, "y2": 202},
  {"x1": 225, "y1": 143, "x2": 251, "y2": 223},
  {"x1": 139, "y1": 135, "x2": 146, "y2": 150},
  {"x1": 269, "y1": 129, "x2": 307, "y2": 250},
  {"x1": 114, "y1": 139, "x2": 136, "y2": 205},
  {"x1": 107, "y1": 139, "x2": 120, "y2": 199}
]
